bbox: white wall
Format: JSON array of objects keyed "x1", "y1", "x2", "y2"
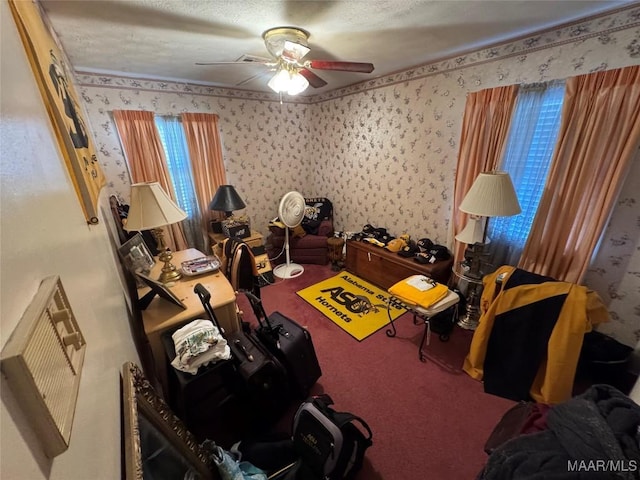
[{"x1": 1, "y1": 1, "x2": 138, "y2": 478}]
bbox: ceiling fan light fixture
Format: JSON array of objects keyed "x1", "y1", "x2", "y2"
[
  {"x1": 287, "y1": 72, "x2": 309, "y2": 95},
  {"x1": 267, "y1": 68, "x2": 309, "y2": 95},
  {"x1": 282, "y1": 40, "x2": 310, "y2": 62},
  {"x1": 263, "y1": 26, "x2": 310, "y2": 58}
]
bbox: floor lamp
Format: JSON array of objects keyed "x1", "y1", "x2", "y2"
[
  {"x1": 455, "y1": 171, "x2": 521, "y2": 329},
  {"x1": 125, "y1": 182, "x2": 187, "y2": 284}
]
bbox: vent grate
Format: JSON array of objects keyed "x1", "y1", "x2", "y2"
[{"x1": 1, "y1": 276, "x2": 86, "y2": 458}]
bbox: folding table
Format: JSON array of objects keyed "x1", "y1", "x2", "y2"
[{"x1": 385, "y1": 276, "x2": 460, "y2": 362}]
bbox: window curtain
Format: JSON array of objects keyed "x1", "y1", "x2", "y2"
[
  {"x1": 452, "y1": 85, "x2": 519, "y2": 264},
  {"x1": 519, "y1": 65, "x2": 640, "y2": 283},
  {"x1": 155, "y1": 116, "x2": 203, "y2": 252},
  {"x1": 181, "y1": 113, "x2": 228, "y2": 253},
  {"x1": 112, "y1": 110, "x2": 187, "y2": 252},
  {"x1": 488, "y1": 80, "x2": 565, "y2": 267}
]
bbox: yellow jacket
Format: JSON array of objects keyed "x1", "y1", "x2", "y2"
[{"x1": 463, "y1": 265, "x2": 609, "y2": 404}]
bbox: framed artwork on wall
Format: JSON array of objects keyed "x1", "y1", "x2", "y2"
[{"x1": 8, "y1": 0, "x2": 106, "y2": 224}]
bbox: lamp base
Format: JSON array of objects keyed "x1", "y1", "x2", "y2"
[
  {"x1": 457, "y1": 284, "x2": 481, "y2": 330},
  {"x1": 457, "y1": 311, "x2": 480, "y2": 330},
  {"x1": 158, "y1": 248, "x2": 182, "y2": 284}
]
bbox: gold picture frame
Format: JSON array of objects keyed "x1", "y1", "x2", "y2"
[
  {"x1": 9, "y1": 0, "x2": 106, "y2": 224},
  {"x1": 121, "y1": 362, "x2": 217, "y2": 480}
]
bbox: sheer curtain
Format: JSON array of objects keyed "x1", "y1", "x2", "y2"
[
  {"x1": 452, "y1": 85, "x2": 519, "y2": 264},
  {"x1": 520, "y1": 65, "x2": 640, "y2": 282},
  {"x1": 488, "y1": 80, "x2": 565, "y2": 267},
  {"x1": 155, "y1": 116, "x2": 203, "y2": 252},
  {"x1": 112, "y1": 110, "x2": 187, "y2": 252},
  {"x1": 181, "y1": 113, "x2": 228, "y2": 254}
]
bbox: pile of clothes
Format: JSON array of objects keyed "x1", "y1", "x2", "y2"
[
  {"x1": 170, "y1": 319, "x2": 231, "y2": 375},
  {"x1": 479, "y1": 384, "x2": 640, "y2": 479}
]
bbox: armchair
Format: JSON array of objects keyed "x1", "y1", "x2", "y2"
[{"x1": 266, "y1": 197, "x2": 334, "y2": 265}]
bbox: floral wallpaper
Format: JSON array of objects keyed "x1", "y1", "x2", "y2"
[{"x1": 76, "y1": 5, "x2": 640, "y2": 348}]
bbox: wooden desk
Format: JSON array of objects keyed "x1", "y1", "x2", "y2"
[{"x1": 139, "y1": 248, "x2": 238, "y2": 395}]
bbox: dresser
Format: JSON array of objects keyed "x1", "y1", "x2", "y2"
[{"x1": 345, "y1": 240, "x2": 453, "y2": 290}]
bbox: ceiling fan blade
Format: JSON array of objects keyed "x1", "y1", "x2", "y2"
[
  {"x1": 196, "y1": 61, "x2": 272, "y2": 66},
  {"x1": 236, "y1": 71, "x2": 271, "y2": 87},
  {"x1": 299, "y1": 68, "x2": 328, "y2": 88},
  {"x1": 307, "y1": 60, "x2": 374, "y2": 73}
]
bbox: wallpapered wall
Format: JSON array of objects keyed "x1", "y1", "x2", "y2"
[{"x1": 76, "y1": 6, "x2": 640, "y2": 348}]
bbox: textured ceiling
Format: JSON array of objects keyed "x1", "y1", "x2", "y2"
[{"x1": 40, "y1": 0, "x2": 634, "y2": 96}]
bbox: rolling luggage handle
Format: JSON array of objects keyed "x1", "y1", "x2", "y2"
[
  {"x1": 243, "y1": 290, "x2": 291, "y2": 338},
  {"x1": 194, "y1": 283, "x2": 254, "y2": 362},
  {"x1": 194, "y1": 283, "x2": 223, "y2": 332}
]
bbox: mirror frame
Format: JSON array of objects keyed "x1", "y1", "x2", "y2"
[{"x1": 121, "y1": 361, "x2": 217, "y2": 479}]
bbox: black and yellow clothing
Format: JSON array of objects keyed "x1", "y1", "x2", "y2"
[{"x1": 463, "y1": 265, "x2": 609, "y2": 404}]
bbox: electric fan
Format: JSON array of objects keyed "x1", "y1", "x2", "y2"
[{"x1": 273, "y1": 191, "x2": 306, "y2": 279}]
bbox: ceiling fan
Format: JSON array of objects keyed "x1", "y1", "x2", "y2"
[{"x1": 196, "y1": 26, "x2": 375, "y2": 94}]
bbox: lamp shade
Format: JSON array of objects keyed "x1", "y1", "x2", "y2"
[
  {"x1": 124, "y1": 182, "x2": 187, "y2": 231},
  {"x1": 455, "y1": 216, "x2": 490, "y2": 244},
  {"x1": 209, "y1": 185, "x2": 246, "y2": 216},
  {"x1": 459, "y1": 171, "x2": 521, "y2": 217}
]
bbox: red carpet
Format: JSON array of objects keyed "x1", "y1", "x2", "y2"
[{"x1": 237, "y1": 264, "x2": 515, "y2": 480}]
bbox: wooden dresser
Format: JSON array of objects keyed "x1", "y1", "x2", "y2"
[{"x1": 345, "y1": 240, "x2": 453, "y2": 290}]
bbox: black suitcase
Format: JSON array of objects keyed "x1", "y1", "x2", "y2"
[
  {"x1": 193, "y1": 283, "x2": 290, "y2": 424},
  {"x1": 161, "y1": 330, "x2": 251, "y2": 445},
  {"x1": 245, "y1": 291, "x2": 322, "y2": 398}
]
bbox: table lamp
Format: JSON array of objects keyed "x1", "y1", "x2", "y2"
[
  {"x1": 459, "y1": 171, "x2": 521, "y2": 239},
  {"x1": 125, "y1": 182, "x2": 187, "y2": 284},
  {"x1": 209, "y1": 185, "x2": 246, "y2": 218},
  {"x1": 455, "y1": 216, "x2": 487, "y2": 245},
  {"x1": 456, "y1": 171, "x2": 521, "y2": 329}
]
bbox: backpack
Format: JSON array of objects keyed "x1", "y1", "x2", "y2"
[{"x1": 291, "y1": 394, "x2": 372, "y2": 480}]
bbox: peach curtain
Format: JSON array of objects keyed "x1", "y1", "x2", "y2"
[
  {"x1": 112, "y1": 109, "x2": 187, "y2": 252},
  {"x1": 180, "y1": 112, "x2": 228, "y2": 251},
  {"x1": 519, "y1": 65, "x2": 640, "y2": 283},
  {"x1": 451, "y1": 85, "x2": 519, "y2": 264}
]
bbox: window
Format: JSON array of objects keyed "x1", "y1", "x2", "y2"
[
  {"x1": 488, "y1": 80, "x2": 565, "y2": 267},
  {"x1": 154, "y1": 116, "x2": 202, "y2": 250}
]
